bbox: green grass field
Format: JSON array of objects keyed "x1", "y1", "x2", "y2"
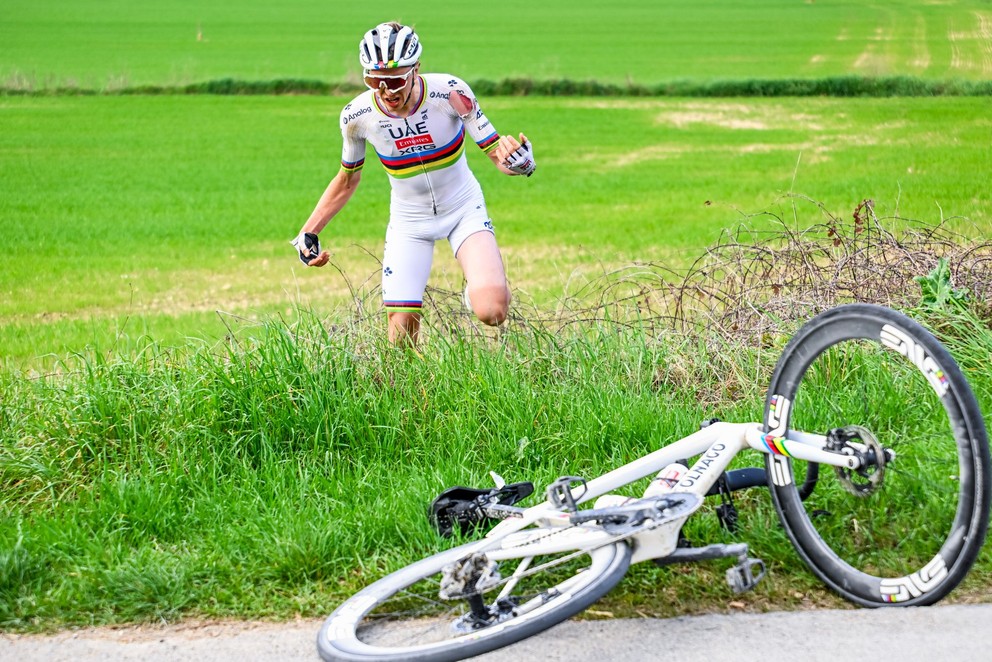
[
  {"x1": 2, "y1": 0, "x2": 991, "y2": 634},
  {"x1": 3, "y1": 0, "x2": 992, "y2": 89},
  {"x1": 2, "y1": 94, "x2": 990, "y2": 368}
]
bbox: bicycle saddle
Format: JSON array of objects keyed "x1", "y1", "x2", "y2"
[{"x1": 428, "y1": 481, "x2": 534, "y2": 538}]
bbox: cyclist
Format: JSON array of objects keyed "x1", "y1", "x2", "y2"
[{"x1": 292, "y1": 21, "x2": 537, "y2": 345}]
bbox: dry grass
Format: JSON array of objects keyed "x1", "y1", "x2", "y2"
[
  {"x1": 301, "y1": 195, "x2": 992, "y2": 357},
  {"x1": 491, "y1": 195, "x2": 991, "y2": 342}
]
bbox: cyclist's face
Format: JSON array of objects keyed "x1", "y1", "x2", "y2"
[{"x1": 365, "y1": 65, "x2": 417, "y2": 108}]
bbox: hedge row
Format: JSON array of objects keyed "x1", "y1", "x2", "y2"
[{"x1": 3, "y1": 75, "x2": 991, "y2": 97}]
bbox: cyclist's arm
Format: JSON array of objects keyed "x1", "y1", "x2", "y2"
[
  {"x1": 488, "y1": 152, "x2": 518, "y2": 176},
  {"x1": 294, "y1": 169, "x2": 362, "y2": 267},
  {"x1": 302, "y1": 168, "x2": 362, "y2": 235},
  {"x1": 445, "y1": 77, "x2": 527, "y2": 177},
  {"x1": 294, "y1": 98, "x2": 369, "y2": 267},
  {"x1": 488, "y1": 133, "x2": 530, "y2": 176}
]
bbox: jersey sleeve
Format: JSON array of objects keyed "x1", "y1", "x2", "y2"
[
  {"x1": 445, "y1": 76, "x2": 501, "y2": 155},
  {"x1": 338, "y1": 101, "x2": 368, "y2": 174}
]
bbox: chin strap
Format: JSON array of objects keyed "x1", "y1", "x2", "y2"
[{"x1": 401, "y1": 75, "x2": 420, "y2": 108}]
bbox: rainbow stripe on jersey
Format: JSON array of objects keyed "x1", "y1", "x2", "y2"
[
  {"x1": 340, "y1": 157, "x2": 365, "y2": 173},
  {"x1": 376, "y1": 127, "x2": 466, "y2": 179},
  {"x1": 477, "y1": 132, "x2": 500, "y2": 154}
]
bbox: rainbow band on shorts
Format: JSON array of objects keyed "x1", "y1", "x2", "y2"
[{"x1": 384, "y1": 300, "x2": 423, "y2": 314}]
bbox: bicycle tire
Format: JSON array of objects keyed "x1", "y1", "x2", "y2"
[
  {"x1": 317, "y1": 534, "x2": 631, "y2": 661},
  {"x1": 763, "y1": 303, "x2": 990, "y2": 606}
]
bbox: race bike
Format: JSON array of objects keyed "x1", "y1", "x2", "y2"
[{"x1": 317, "y1": 303, "x2": 991, "y2": 661}]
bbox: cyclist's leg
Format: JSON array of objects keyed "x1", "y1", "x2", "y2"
[
  {"x1": 382, "y1": 222, "x2": 434, "y2": 345},
  {"x1": 456, "y1": 231, "x2": 510, "y2": 325},
  {"x1": 450, "y1": 195, "x2": 509, "y2": 326},
  {"x1": 387, "y1": 311, "x2": 420, "y2": 345}
]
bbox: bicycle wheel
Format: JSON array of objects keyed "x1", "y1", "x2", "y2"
[
  {"x1": 764, "y1": 303, "x2": 990, "y2": 606},
  {"x1": 317, "y1": 533, "x2": 631, "y2": 661}
]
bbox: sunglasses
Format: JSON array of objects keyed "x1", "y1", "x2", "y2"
[{"x1": 363, "y1": 69, "x2": 416, "y2": 92}]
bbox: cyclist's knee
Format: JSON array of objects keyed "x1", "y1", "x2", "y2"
[{"x1": 467, "y1": 285, "x2": 510, "y2": 326}]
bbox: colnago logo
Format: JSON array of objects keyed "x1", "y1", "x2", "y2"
[
  {"x1": 677, "y1": 443, "x2": 729, "y2": 488},
  {"x1": 343, "y1": 106, "x2": 371, "y2": 125},
  {"x1": 879, "y1": 324, "x2": 951, "y2": 397}
]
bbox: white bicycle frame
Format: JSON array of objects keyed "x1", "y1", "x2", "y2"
[{"x1": 468, "y1": 421, "x2": 866, "y2": 565}]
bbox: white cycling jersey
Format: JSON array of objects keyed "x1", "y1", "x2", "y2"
[
  {"x1": 338, "y1": 73, "x2": 504, "y2": 313},
  {"x1": 338, "y1": 73, "x2": 501, "y2": 214}
]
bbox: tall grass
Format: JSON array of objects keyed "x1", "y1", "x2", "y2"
[
  {"x1": 0, "y1": 311, "x2": 716, "y2": 628},
  {"x1": 2, "y1": 294, "x2": 990, "y2": 629}
]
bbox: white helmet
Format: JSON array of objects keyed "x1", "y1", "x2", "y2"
[{"x1": 359, "y1": 23, "x2": 422, "y2": 70}]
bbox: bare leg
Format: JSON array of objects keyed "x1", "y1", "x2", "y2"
[
  {"x1": 387, "y1": 311, "x2": 421, "y2": 346},
  {"x1": 456, "y1": 231, "x2": 510, "y2": 326}
]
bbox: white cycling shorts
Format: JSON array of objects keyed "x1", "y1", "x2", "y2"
[{"x1": 381, "y1": 183, "x2": 494, "y2": 313}]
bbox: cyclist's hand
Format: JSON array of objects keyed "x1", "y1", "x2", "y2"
[
  {"x1": 291, "y1": 231, "x2": 330, "y2": 267},
  {"x1": 496, "y1": 133, "x2": 536, "y2": 177}
]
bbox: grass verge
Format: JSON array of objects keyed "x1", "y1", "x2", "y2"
[{"x1": 2, "y1": 291, "x2": 990, "y2": 630}]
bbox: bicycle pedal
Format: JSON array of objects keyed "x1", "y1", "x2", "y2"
[{"x1": 726, "y1": 557, "x2": 766, "y2": 593}]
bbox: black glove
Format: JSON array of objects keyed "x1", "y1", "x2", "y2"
[{"x1": 291, "y1": 231, "x2": 321, "y2": 265}]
